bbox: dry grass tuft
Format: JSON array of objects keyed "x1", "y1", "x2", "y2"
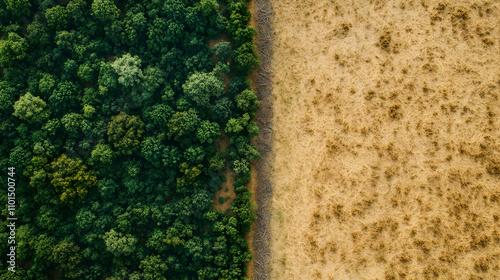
[{"x1": 378, "y1": 31, "x2": 392, "y2": 50}]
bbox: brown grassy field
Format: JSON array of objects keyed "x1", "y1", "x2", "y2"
[{"x1": 269, "y1": 0, "x2": 500, "y2": 279}]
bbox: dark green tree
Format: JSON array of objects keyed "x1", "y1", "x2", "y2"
[
  {"x1": 2, "y1": 0, "x2": 31, "y2": 16},
  {"x1": 213, "y1": 41, "x2": 232, "y2": 62},
  {"x1": 45, "y1": 6, "x2": 69, "y2": 30},
  {"x1": 141, "y1": 136, "x2": 164, "y2": 168},
  {"x1": 50, "y1": 154, "x2": 97, "y2": 205},
  {"x1": 27, "y1": 21, "x2": 50, "y2": 47},
  {"x1": 52, "y1": 241, "x2": 83, "y2": 279},
  {"x1": 143, "y1": 104, "x2": 173, "y2": 129},
  {"x1": 211, "y1": 97, "x2": 235, "y2": 125},
  {"x1": 167, "y1": 109, "x2": 200, "y2": 140},
  {"x1": 48, "y1": 81, "x2": 81, "y2": 116},
  {"x1": 233, "y1": 42, "x2": 259, "y2": 76}
]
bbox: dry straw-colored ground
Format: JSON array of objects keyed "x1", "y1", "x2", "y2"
[{"x1": 269, "y1": 0, "x2": 500, "y2": 279}]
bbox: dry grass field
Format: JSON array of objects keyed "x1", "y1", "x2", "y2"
[{"x1": 269, "y1": 0, "x2": 500, "y2": 279}]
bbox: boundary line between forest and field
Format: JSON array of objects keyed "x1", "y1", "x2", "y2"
[{"x1": 252, "y1": 0, "x2": 273, "y2": 279}]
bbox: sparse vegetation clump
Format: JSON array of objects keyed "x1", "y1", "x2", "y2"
[{"x1": 379, "y1": 31, "x2": 392, "y2": 50}]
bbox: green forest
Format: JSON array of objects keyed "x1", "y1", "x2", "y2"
[{"x1": 0, "y1": 0, "x2": 260, "y2": 279}]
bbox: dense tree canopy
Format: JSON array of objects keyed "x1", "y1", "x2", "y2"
[{"x1": 0, "y1": 0, "x2": 259, "y2": 279}]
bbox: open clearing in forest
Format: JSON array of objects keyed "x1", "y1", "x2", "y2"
[{"x1": 269, "y1": 0, "x2": 500, "y2": 279}]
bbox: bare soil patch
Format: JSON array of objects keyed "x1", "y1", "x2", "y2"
[
  {"x1": 270, "y1": 0, "x2": 500, "y2": 279},
  {"x1": 213, "y1": 131, "x2": 237, "y2": 213}
]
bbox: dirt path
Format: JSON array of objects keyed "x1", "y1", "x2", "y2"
[
  {"x1": 248, "y1": 0, "x2": 275, "y2": 279},
  {"x1": 269, "y1": 0, "x2": 500, "y2": 279}
]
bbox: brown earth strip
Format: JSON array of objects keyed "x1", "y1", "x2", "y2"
[{"x1": 247, "y1": 0, "x2": 275, "y2": 279}]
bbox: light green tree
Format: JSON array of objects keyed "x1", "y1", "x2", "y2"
[
  {"x1": 91, "y1": 0, "x2": 120, "y2": 22},
  {"x1": 167, "y1": 109, "x2": 200, "y2": 140},
  {"x1": 196, "y1": 120, "x2": 220, "y2": 144},
  {"x1": 91, "y1": 144, "x2": 114, "y2": 164},
  {"x1": 235, "y1": 89, "x2": 259, "y2": 114},
  {"x1": 13, "y1": 93, "x2": 50, "y2": 123},
  {"x1": 224, "y1": 113, "x2": 250, "y2": 134},
  {"x1": 104, "y1": 229, "x2": 138, "y2": 257},
  {"x1": 231, "y1": 159, "x2": 250, "y2": 174},
  {"x1": 139, "y1": 255, "x2": 168, "y2": 280},
  {"x1": 111, "y1": 53, "x2": 144, "y2": 87},
  {"x1": 38, "y1": 73, "x2": 56, "y2": 96},
  {"x1": 182, "y1": 72, "x2": 224, "y2": 108}
]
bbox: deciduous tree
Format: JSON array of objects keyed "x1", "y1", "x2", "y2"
[
  {"x1": 48, "y1": 81, "x2": 81, "y2": 116},
  {"x1": 52, "y1": 241, "x2": 83, "y2": 279},
  {"x1": 182, "y1": 72, "x2": 224, "y2": 108},
  {"x1": 224, "y1": 113, "x2": 250, "y2": 135},
  {"x1": 27, "y1": 21, "x2": 50, "y2": 47},
  {"x1": 103, "y1": 229, "x2": 137, "y2": 257},
  {"x1": 13, "y1": 93, "x2": 50, "y2": 123},
  {"x1": 0, "y1": 32, "x2": 28, "y2": 67},
  {"x1": 111, "y1": 53, "x2": 144, "y2": 88},
  {"x1": 45, "y1": 6, "x2": 69, "y2": 30},
  {"x1": 91, "y1": 0, "x2": 120, "y2": 22},
  {"x1": 2, "y1": 0, "x2": 31, "y2": 16},
  {"x1": 235, "y1": 89, "x2": 259, "y2": 115},
  {"x1": 50, "y1": 154, "x2": 97, "y2": 204},
  {"x1": 139, "y1": 255, "x2": 169, "y2": 280},
  {"x1": 167, "y1": 109, "x2": 200, "y2": 140},
  {"x1": 211, "y1": 97, "x2": 235, "y2": 125},
  {"x1": 213, "y1": 41, "x2": 232, "y2": 62},
  {"x1": 90, "y1": 144, "x2": 114, "y2": 164},
  {"x1": 196, "y1": 120, "x2": 220, "y2": 144},
  {"x1": 107, "y1": 112, "x2": 144, "y2": 155}
]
